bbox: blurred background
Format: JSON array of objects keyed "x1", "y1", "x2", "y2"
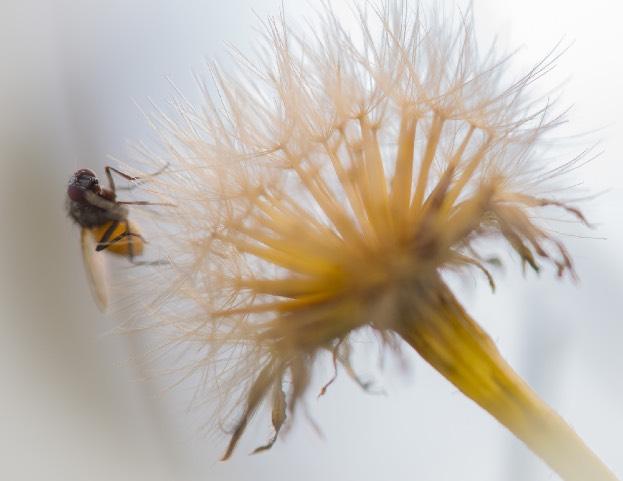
[{"x1": 1, "y1": 0, "x2": 622, "y2": 480}]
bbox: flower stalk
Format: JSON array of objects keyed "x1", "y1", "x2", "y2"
[{"x1": 398, "y1": 280, "x2": 618, "y2": 481}]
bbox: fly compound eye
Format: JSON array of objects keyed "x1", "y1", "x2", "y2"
[
  {"x1": 77, "y1": 170, "x2": 98, "y2": 187},
  {"x1": 68, "y1": 168, "x2": 100, "y2": 201},
  {"x1": 75, "y1": 168, "x2": 96, "y2": 178},
  {"x1": 67, "y1": 183, "x2": 85, "y2": 201},
  {"x1": 74, "y1": 168, "x2": 97, "y2": 183}
]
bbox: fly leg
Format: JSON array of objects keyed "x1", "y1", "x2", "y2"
[
  {"x1": 129, "y1": 258, "x2": 169, "y2": 266},
  {"x1": 124, "y1": 218, "x2": 169, "y2": 266},
  {"x1": 96, "y1": 220, "x2": 168, "y2": 266},
  {"x1": 117, "y1": 200, "x2": 174, "y2": 206},
  {"x1": 105, "y1": 163, "x2": 169, "y2": 193},
  {"x1": 95, "y1": 220, "x2": 144, "y2": 254},
  {"x1": 94, "y1": 221, "x2": 119, "y2": 251}
]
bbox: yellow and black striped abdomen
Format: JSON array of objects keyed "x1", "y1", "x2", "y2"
[{"x1": 89, "y1": 220, "x2": 144, "y2": 257}]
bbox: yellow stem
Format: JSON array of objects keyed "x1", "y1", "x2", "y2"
[{"x1": 397, "y1": 288, "x2": 618, "y2": 481}]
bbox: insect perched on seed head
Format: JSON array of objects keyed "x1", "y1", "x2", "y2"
[{"x1": 66, "y1": 165, "x2": 168, "y2": 310}]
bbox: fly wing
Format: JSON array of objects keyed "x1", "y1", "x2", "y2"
[{"x1": 80, "y1": 228, "x2": 109, "y2": 311}]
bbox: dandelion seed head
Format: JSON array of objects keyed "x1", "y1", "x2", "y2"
[{"x1": 130, "y1": 0, "x2": 588, "y2": 459}]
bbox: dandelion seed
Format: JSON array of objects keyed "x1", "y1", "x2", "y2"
[{"x1": 129, "y1": 2, "x2": 618, "y2": 480}]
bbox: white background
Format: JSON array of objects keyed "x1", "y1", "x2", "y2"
[{"x1": 1, "y1": 1, "x2": 622, "y2": 480}]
